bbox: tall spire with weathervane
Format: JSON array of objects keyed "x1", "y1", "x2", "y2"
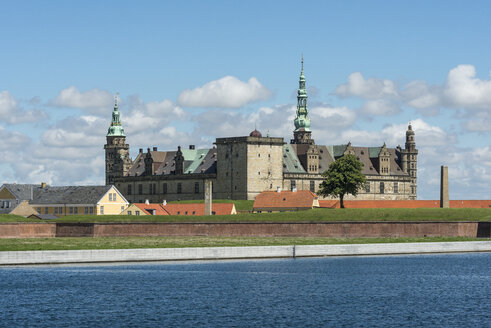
[
  {"x1": 291, "y1": 57, "x2": 314, "y2": 145},
  {"x1": 107, "y1": 93, "x2": 125, "y2": 137}
]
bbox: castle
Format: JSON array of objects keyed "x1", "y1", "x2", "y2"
[{"x1": 105, "y1": 60, "x2": 418, "y2": 202}]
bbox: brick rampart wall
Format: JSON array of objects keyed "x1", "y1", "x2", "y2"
[
  {"x1": 1, "y1": 222, "x2": 489, "y2": 238},
  {"x1": 319, "y1": 200, "x2": 491, "y2": 209},
  {"x1": 0, "y1": 223, "x2": 55, "y2": 238}
]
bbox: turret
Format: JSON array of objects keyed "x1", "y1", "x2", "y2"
[
  {"x1": 378, "y1": 143, "x2": 391, "y2": 175},
  {"x1": 174, "y1": 146, "x2": 184, "y2": 175},
  {"x1": 292, "y1": 57, "x2": 314, "y2": 145},
  {"x1": 401, "y1": 123, "x2": 418, "y2": 198},
  {"x1": 144, "y1": 148, "x2": 154, "y2": 176},
  {"x1": 104, "y1": 93, "x2": 132, "y2": 185}
]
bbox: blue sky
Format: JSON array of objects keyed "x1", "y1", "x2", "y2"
[{"x1": 1, "y1": 0, "x2": 491, "y2": 199}]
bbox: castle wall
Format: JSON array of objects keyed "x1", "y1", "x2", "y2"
[
  {"x1": 115, "y1": 174, "x2": 217, "y2": 203},
  {"x1": 246, "y1": 142, "x2": 284, "y2": 199}
]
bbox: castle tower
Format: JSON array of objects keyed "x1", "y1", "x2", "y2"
[
  {"x1": 144, "y1": 148, "x2": 154, "y2": 176},
  {"x1": 401, "y1": 123, "x2": 418, "y2": 198},
  {"x1": 290, "y1": 57, "x2": 319, "y2": 173},
  {"x1": 104, "y1": 94, "x2": 132, "y2": 185},
  {"x1": 174, "y1": 146, "x2": 184, "y2": 175},
  {"x1": 291, "y1": 56, "x2": 313, "y2": 145}
]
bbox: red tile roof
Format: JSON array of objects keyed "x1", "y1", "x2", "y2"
[
  {"x1": 253, "y1": 190, "x2": 318, "y2": 210},
  {"x1": 133, "y1": 203, "x2": 236, "y2": 216}
]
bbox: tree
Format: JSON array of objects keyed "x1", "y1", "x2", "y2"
[{"x1": 318, "y1": 154, "x2": 366, "y2": 208}]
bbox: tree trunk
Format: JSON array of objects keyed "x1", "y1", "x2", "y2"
[{"x1": 340, "y1": 194, "x2": 344, "y2": 208}]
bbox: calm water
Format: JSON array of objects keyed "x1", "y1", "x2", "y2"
[{"x1": 0, "y1": 253, "x2": 490, "y2": 327}]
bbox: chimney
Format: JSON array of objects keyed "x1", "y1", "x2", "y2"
[
  {"x1": 162, "y1": 200, "x2": 167, "y2": 206},
  {"x1": 145, "y1": 199, "x2": 149, "y2": 205},
  {"x1": 41, "y1": 182, "x2": 47, "y2": 189},
  {"x1": 189, "y1": 145, "x2": 195, "y2": 150},
  {"x1": 153, "y1": 147, "x2": 157, "y2": 151},
  {"x1": 277, "y1": 187, "x2": 282, "y2": 193}
]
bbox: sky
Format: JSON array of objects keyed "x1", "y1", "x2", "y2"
[{"x1": 1, "y1": 0, "x2": 491, "y2": 200}]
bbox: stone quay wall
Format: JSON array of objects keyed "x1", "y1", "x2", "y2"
[{"x1": 1, "y1": 221, "x2": 489, "y2": 238}]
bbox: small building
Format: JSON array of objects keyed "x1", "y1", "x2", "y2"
[
  {"x1": 30, "y1": 184, "x2": 128, "y2": 217},
  {"x1": 121, "y1": 202, "x2": 237, "y2": 216},
  {"x1": 253, "y1": 189, "x2": 320, "y2": 213},
  {"x1": 0, "y1": 184, "x2": 38, "y2": 217}
]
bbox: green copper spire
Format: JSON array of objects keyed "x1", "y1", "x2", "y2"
[
  {"x1": 294, "y1": 56, "x2": 311, "y2": 132},
  {"x1": 106, "y1": 93, "x2": 126, "y2": 137}
]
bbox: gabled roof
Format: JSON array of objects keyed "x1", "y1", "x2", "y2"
[
  {"x1": 1, "y1": 184, "x2": 37, "y2": 200},
  {"x1": 253, "y1": 190, "x2": 319, "y2": 210},
  {"x1": 282, "y1": 144, "x2": 306, "y2": 173},
  {"x1": 132, "y1": 202, "x2": 236, "y2": 216},
  {"x1": 128, "y1": 148, "x2": 218, "y2": 177},
  {"x1": 32, "y1": 185, "x2": 114, "y2": 204}
]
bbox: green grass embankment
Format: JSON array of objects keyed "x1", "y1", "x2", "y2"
[
  {"x1": 0, "y1": 236, "x2": 488, "y2": 252},
  {"x1": 1, "y1": 208, "x2": 491, "y2": 223},
  {"x1": 168, "y1": 199, "x2": 254, "y2": 211}
]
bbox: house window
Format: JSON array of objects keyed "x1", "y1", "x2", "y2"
[
  {"x1": 85, "y1": 207, "x2": 89, "y2": 214},
  {"x1": 128, "y1": 185, "x2": 132, "y2": 195},
  {"x1": 394, "y1": 182, "x2": 398, "y2": 194},
  {"x1": 54, "y1": 207, "x2": 58, "y2": 214},
  {"x1": 59, "y1": 207, "x2": 63, "y2": 214},
  {"x1": 195, "y1": 182, "x2": 199, "y2": 194},
  {"x1": 45, "y1": 207, "x2": 48, "y2": 214},
  {"x1": 163, "y1": 183, "x2": 167, "y2": 194},
  {"x1": 113, "y1": 193, "x2": 117, "y2": 201},
  {"x1": 89, "y1": 207, "x2": 94, "y2": 214},
  {"x1": 74, "y1": 207, "x2": 78, "y2": 214},
  {"x1": 365, "y1": 182, "x2": 370, "y2": 193},
  {"x1": 135, "y1": 210, "x2": 140, "y2": 216},
  {"x1": 310, "y1": 180, "x2": 315, "y2": 192},
  {"x1": 37, "y1": 207, "x2": 41, "y2": 213},
  {"x1": 121, "y1": 206, "x2": 125, "y2": 212},
  {"x1": 109, "y1": 193, "x2": 112, "y2": 201},
  {"x1": 177, "y1": 183, "x2": 182, "y2": 194},
  {"x1": 138, "y1": 184, "x2": 143, "y2": 195},
  {"x1": 69, "y1": 207, "x2": 73, "y2": 214},
  {"x1": 127, "y1": 211, "x2": 132, "y2": 215},
  {"x1": 291, "y1": 180, "x2": 296, "y2": 191},
  {"x1": 100, "y1": 206, "x2": 104, "y2": 215},
  {"x1": 380, "y1": 182, "x2": 385, "y2": 194}
]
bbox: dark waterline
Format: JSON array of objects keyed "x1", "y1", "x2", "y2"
[{"x1": 1, "y1": 253, "x2": 490, "y2": 327}]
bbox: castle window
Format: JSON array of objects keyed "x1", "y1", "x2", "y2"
[
  {"x1": 177, "y1": 183, "x2": 182, "y2": 194},
  {"x1": 258, "y1": 153, "x2": 260, "y2": 157},
  {"x1": 268, "y1": 154, "x2": 271, "y2": 159},
  {"x1": 270, "y1": 184, "x2": 273, "y2": 189},
  {"x1": 138, "y1": 184, "x2": 142, "y2": 195},
  {"x1": 380, "y1": 182, "x2": 385, "y2": 194},
  {"x1": 195, "y1": 182, "x2": 199, "y2": 194},
  {"x1": 153, "y1": 184, "x2": 156, "y2": 194},
  {"x1": 394, "y1": 182, "x2": 398, "y2": 194},
  {"x1": 291, "y1": 180, "x2": 296, "y2": 191},
  {"x1": 258, "y1": 171, "x2": 260, "y2": 175},
  {"x1": 365, "y1": 182, "x2": 370, "y2": 193},
  {"x1": 128, "y1": 185, "x2": 132, "y2": 195},
  {"x1": 163, "y1": 183, "x2": 167, "y2": 194},
  {"x1": 411, "y1": 186, "x2": 416, "y2": 194},
  {"x1": 310, "y1": 180, "x2": 315, "y2": 192},
  {"x1": 149, "y1": 184, "x2": 153, "y2": 195}
]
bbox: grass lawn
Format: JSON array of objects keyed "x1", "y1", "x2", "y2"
[
  {"x1": 0, "y1": 236, "x2": 488, "y2": 252},
  {"x1": 1, "y1": 208, "x2": 491, "y2": 223}
]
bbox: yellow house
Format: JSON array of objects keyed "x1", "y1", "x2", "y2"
[
  {"x1": 30, "y1": 184, "x2": 128, "y2": 217},
  {"x1": 0, "y1": 184, "x2": 38, "y2": 217}
]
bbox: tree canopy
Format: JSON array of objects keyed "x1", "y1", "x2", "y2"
[{"x1": 318, "y1": 154, "x2": 366, "y2": 208}]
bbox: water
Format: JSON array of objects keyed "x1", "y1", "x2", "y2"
[{"x1": 0, "y1": 253, "x2": 490, "y2": 327}]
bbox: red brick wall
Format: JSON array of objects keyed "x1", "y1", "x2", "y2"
[
  {"x1": 319, "y1": 200, "x2": 491, "y2": 209},
  {"x1": 0, "y1": 223, "x2": 56, "y2": 238}
]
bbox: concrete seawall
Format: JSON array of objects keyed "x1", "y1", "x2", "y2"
[
  {"x1": 1, "y1": 241, "x2": 490, "y2": 265},
  {"x1": 1, "y1": 222, "x2": 490, "y2": 238}
]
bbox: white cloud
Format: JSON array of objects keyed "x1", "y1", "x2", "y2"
[
  {"x1": 310, "y1": 106, "x2": 357, "y2": 128},
  {"x1": 177, "y1": 76, "x2": 272, "y2": 108},
  {"x1": 360, "y1": 99, "x2": 400, "y2": 116},
  {"x1": 50, "y1": 86, "x2": 113, "y2": 114},
  {"x1": 443, "y1": 65, "x2": 491, "y2": 109},
  {"x1": 333, "y1": 72, "x2": 398, "y2": 99},
  {"x1": 0, "y1": 90, "x2": 48, "y2": 124},
  {"x1": 401, "y1": 80, "x2": 442, "y2": 109}
]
